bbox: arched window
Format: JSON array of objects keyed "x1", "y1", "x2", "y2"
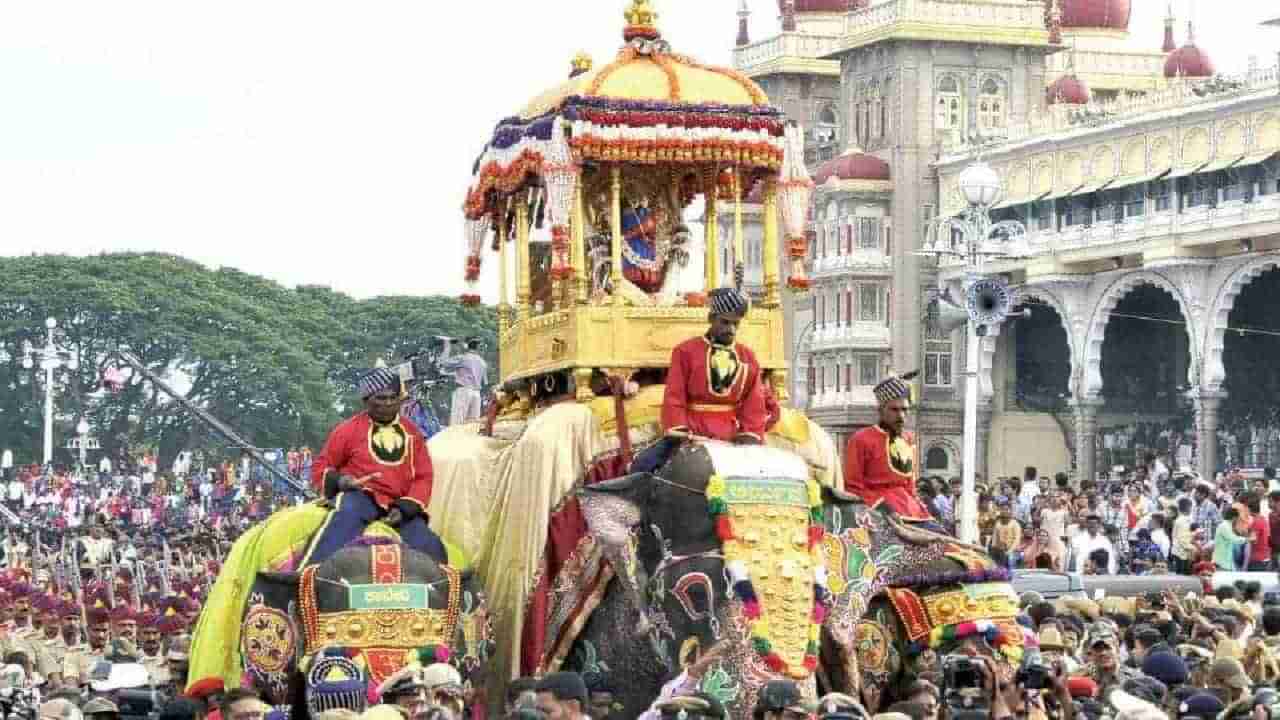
[
  {"x1": 819, "y1": 105, "x2": 838, "y2": 127},
  {"x1": 925, "y1": 446, "x2": 950, "y2": 471},
  {"x1": 979, "y1": 77, "x2": 1006, "y2": 131},
  {"x1": 936, "y1": 75, "x2": 963, "y2": 133}
]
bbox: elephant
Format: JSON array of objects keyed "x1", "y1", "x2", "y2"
[
  {"x1": 567, "y1": 440, "x2": 1023, "y2": 720},
  {"x1": 816, "y1": 493, "x2": 1023, "y2": 713},
  {"x1": 187, "y1": 505, "x2": 493, "y2": 719}
]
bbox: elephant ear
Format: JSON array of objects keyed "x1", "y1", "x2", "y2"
[{"x1": 579, "y1": 473, "x2": 651, "y2": 547}]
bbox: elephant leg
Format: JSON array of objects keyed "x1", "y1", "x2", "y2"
[
  {"x1": 300, "y1": 490, "x2": 381, "y2": 566},
  {"x1": 397, "y1": 515, "x2": 448, "y2": 564}
]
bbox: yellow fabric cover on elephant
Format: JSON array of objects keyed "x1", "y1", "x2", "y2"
[
  {"x1": 425, "y1": 395, "x2": 840, "y2": 700},
  {"x1": 185, "y1": 502, "x2": 468, "y2": 695}
]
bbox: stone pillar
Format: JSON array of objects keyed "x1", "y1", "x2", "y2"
[
  {"x1": 1196, "y1": 392, "x2": 1227, "y2": 480},
  {"x1": 1071, "y1": 398, "x2": 1103, "y2": 484}
]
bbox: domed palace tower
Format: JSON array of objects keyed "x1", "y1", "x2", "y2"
[{"x1": 730, "y1": 0, "x2": 1056, "y2": 469}]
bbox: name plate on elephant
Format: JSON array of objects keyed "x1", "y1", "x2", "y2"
[
  {"x1": 722, "y1": 477, "x2": 808, "y2": 508},
  {"x1": 922, "y1": 582, "x2": 1020, "y2": 629},
  {"x1": 348, "y1": 584, "x2": 430, "y2": 610}
]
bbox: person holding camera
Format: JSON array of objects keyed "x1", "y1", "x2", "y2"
[{"x1": 437, "y1": 337, "x2": 488, "y2": 426}]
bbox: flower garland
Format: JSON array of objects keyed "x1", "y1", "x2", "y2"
[
  {"x1": 707, "y1": 474, "x2": 830, "y2": 676},
  {"x1": 906, "y1": 619, "x2": 1025, "y2": 667}
]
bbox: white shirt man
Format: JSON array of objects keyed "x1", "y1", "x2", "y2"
[
  {"x1": 1070, "y1": 516, "x2": 1118, "y2": 575},
  {"x1": 1041, "y1": 498, "x2": 1069, "y2": 541},
  {"x1": 98, "y1": 457, "x2": 112, "y2": 475},
  {"x1": 6, "y1": 479, "x2": 23, "y2": 504}
]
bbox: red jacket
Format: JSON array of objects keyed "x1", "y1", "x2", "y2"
[
  {"x1": 661, "y1": 337, "x2": 769, "y2": 442},
  {"x1": 311, "y1": 412, "x2": 433, "y2": 514},
  {"x1": 843, "y1": 425, "x2": 930, "y2": 520}
]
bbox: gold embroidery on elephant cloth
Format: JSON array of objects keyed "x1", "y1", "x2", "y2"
[
  {"x1": 315, "y1": 609, "x2": 452, "y2": 649},
  {"x1": 921, "y1": 583, "x2": 1020, "y2": 629},
  {"x1": 722, "y1": 479, "x2": 815, "y2": 676}
]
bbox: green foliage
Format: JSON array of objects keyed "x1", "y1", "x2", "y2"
[{"x1": 0, "y1": 253, "x2": 496, "y2": 468}]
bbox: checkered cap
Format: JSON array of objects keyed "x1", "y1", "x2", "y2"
[
  {"x1": 873, "y1": 372, "x2": 917, "y2": 405},
  {"x1": 709, "y1": 287, "x2": 750, "y2": 317},
  {"x1": 358, "y1": 367, "x2": 401, "y2": 399}
]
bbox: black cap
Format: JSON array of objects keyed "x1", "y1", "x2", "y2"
[
  {"x1": 535, "y1": 671, "x2": 587, "y2": 704},
  {"x1": 753, "y1": 680, "x2": 804, "y2": 719}
]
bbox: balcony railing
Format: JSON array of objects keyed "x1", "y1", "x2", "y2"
[
  {"x1": 1044, "y1": 49, "x2": 1166, "y2": 81},
  {"x1": 731, "y1": 33, "x2": 843, "y2": 75},
  {"x1": 949, "y1": 64, "x2": 1280, "y2": 152},
  {"x1": 834, "y1": 0, "x2": 1047, "y2": 53},
  {"x1": 811, "y1": 250, "x2": 892, "y2": 276},
  {"x1": 939, "y1": 190, "x2": 1280, "y2": 273},
  {"x1": 810, "y1": 321, "x2": 892, "y2": 351}
]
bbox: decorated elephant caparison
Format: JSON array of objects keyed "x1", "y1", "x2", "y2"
[
  {"x1": 568, "y1": 440, "x2": 1024, "y2": 720},
  {"x1": 189, "y1": 514, "x2": 494, "y2": 719}
]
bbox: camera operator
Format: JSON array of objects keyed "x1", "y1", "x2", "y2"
[
  {"x1": 941, "y1": 651, "x2": 1074, "y2": 720},
  {"x1": 436, "y1": 337, "x2": 487, "y2": 426}
]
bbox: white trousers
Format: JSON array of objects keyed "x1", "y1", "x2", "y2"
[{"x1": 449, "y1": 386, "x2": 483, "y2": 425}]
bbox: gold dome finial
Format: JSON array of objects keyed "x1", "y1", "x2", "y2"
[
  {"x1": 570, "y1": 52, "x2": 593, "y2": 78},
  {"x1": 623, "y1": 0, "x2": 661, "y2": 42}
]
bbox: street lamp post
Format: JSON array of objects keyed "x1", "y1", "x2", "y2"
[
  {"x1": 76, "y1": 418, "x2": 90, "y2": 470},
  {"x1": 917, "y1": 160, "x2": 1030, "y2": 544},
  {"x1": 22, "y1": 317, "x2": 79, "y2": 467}
]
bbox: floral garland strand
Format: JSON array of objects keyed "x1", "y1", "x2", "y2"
[
  {"x1": 708, "y1": 475, "x2": 830, "y2": 676},
  {"x1": 906, "y1": 619, "x2": 1024, "y2": 667}
]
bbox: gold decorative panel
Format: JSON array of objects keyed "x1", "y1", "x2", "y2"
[{"x1": 499, "y1": 305, "x2": 787, "y2": 383}]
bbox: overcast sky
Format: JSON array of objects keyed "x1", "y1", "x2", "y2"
[{"x1": 0, "y1": 0, "x2": 1273, "y2": 300}]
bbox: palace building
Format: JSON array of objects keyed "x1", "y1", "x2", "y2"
[{"x1": 725, "y1": 0, "x2": 1280, "y2": 482}]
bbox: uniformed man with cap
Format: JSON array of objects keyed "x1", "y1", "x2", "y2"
[
  {"x1": 1077, "y1": 630, "x2": 1140, "y2": 697},
  {"x1": 814, "y1": 693, "x2": 867, "y2": 720},
  {"x1": 843, "y1": 372, "x2": 931, "y2": 519},
  {"x1": 303, "y1": 363, "x2": 446, "y2": 566},
  {"x1": 633, "y1": 287, "x2": 770, "y2": 474},
  {"x1": 752, "y1": 679, "x2": 810, "y2": 720},
  {"x1": 62, "y1": 606, "x2": 111, "y2": 688},
  {"x1": 82, "y1": 697, "x2": 120, "y2": 720},
  {"x1": 137, "y1": 612, "x2": 169, "y2": 686},
  {"x1": 379, "y1": 662, "x2": 466, "y2": 720},
  {"x1": 661, "y1": 287, "x2": 769, "y2": 445},
  {"x1": 163, "y1": 634, "x2": 192, "y2": 698},
  {"x1": 652, "y1": 694, "x2": 728, "y2": 720}
]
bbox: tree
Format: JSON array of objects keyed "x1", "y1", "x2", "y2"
[{"x1": 0, "y1": 253, "x2": 497, "y2": 470}]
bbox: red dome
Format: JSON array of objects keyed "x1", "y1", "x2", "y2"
[
  {"x1": 1164, "y1": 43, "x2": 1215, "y2": 78},
  {"x1": 1059, "y1": 0, "x2": 1131, "y2": 31},
  {"x1": 779, "y1": 0, "x2": 865, "y2": 13},
  {"x1": 813, "y1": 148, "x2": 890, "y2": 184},
  {"x1": 1046, "y1": 74, "x2": 1090, "y2": 105}
]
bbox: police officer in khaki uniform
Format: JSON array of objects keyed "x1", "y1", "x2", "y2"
[
  {"x1": 35, "y1": 597, "x2": 69, "y2": 688},
  {"x1": 62, "y1": 606, "x2": 111, "y2": 688},
  {"x1": 138, "y1": 613, "x2": 169, "y2": 687}
]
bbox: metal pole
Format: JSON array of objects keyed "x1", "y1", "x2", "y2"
[
  {"x1": 79, "y1": 431, "x2": 87, "y2": 469},
  {"x1": 42, "y1": 336, "x2": 55, "y2": 467},
  {"x1": 959, "y1": 320, "x2": 981, "y2": 544}
]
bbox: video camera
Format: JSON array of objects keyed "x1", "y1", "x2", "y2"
[{"x1": 942, "y1": 656, "x2": 990, "y2": 720}]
